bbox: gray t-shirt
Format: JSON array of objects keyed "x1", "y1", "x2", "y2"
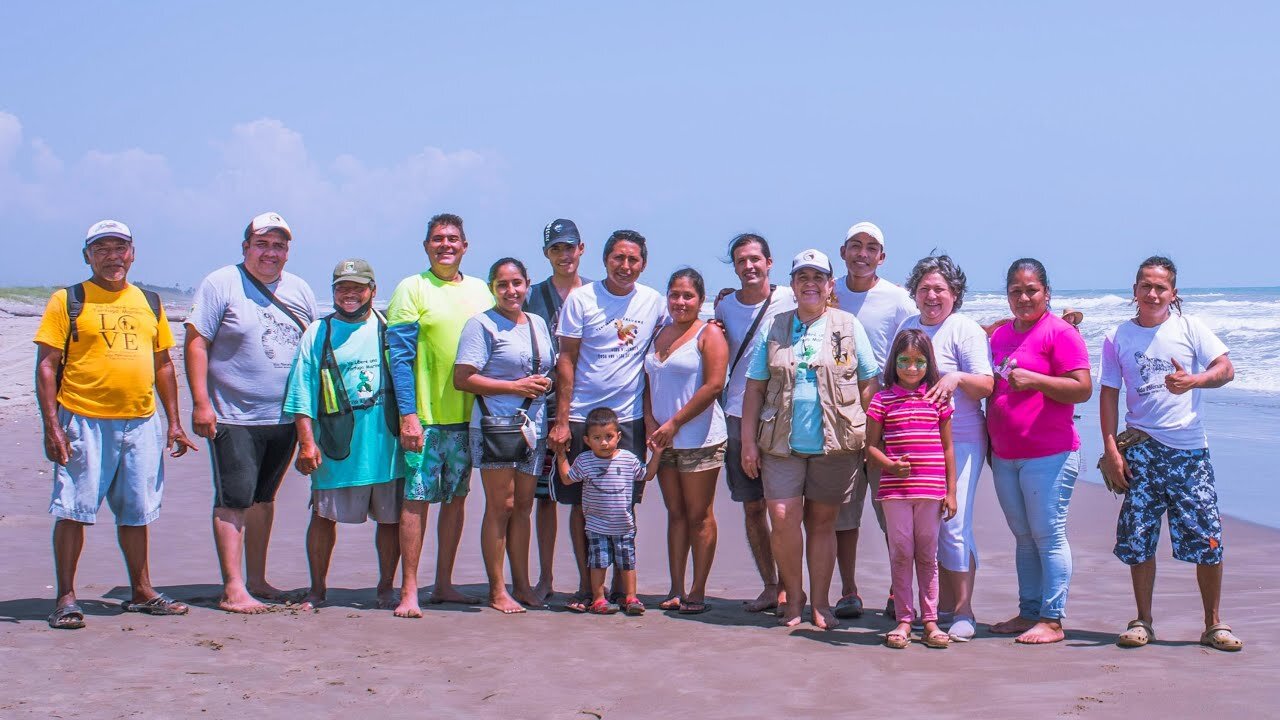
[
  {"x1": 455, "y1": 309, "x2": 555, "y2": 433},
  {"x1": 188, "y1": 264, "x2": 319, "y2": 425}
]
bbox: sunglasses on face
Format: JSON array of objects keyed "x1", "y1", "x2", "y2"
[{"x1": 895, "y1": 356, "x2": 928, "y2": 371}]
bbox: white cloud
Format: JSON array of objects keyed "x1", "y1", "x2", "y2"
[{"x1": 0, "y1": 111, "x2": 501, "y2": 284}]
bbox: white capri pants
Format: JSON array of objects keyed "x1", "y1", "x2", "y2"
[{"x1": 937, "y1": 439, "x2": 987, "y2": 572}]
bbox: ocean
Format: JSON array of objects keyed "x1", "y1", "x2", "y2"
[
  {"x1": 966, "y1": 287, "x2": 1280, "y2": 530},
  {"x1": 704, "y1": 286, "x2": 1280, "y2": 528}
]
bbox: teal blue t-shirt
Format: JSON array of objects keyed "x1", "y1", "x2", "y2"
[
  {"x1": 746, "y1": 314, "x2": 878, "y2": 454},
  {"x1": 284, "y1": 314, "x2": 402, "y2": 490}
]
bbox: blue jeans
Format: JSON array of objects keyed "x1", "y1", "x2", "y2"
[{"x1": 991, "y1": 450, "x2": 1079, "y2": 621}]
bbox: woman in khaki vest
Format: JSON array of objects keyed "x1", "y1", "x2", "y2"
[{"x1": 740, "y1": 250, "x2": 880, "y2": 629}]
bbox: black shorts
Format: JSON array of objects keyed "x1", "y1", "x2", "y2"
[
  {"x1": 551, "y1": 417, "x2": 647, "y2": 506},
  {"x1": 210, "y1": 423, "x2": 297, "y2": 509}
]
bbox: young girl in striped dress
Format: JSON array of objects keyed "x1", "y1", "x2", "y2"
[{"x1": 866, "y1": 328, "x2": 957, "y2": 649}]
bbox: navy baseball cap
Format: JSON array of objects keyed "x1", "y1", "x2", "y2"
[{"x1": 543, "y1": 219, "x2": 581, "y2": 248}]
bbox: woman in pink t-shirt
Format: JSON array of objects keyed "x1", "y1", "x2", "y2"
[{"x1": 986, "y1": 258, "x2": 1092, "y2": 645}]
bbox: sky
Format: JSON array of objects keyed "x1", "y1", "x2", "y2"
[{"x1": 1, "y1": 2, "x2": 1276, "y2": 296}]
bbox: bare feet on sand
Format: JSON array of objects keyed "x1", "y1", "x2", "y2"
[
  {"x1": 246, "y1": 581, "x2": 287, "y2": 601},
  {"x1": 530, "y1": 578, "x2": 553, "y2": 607},
  {"x1": 989, "y1": 614, "x2": 1037, "y2": 635},
  {"x1": 489, "y1": 592, "x2": 527, "y2": 614},
  {"x1": 375, "y1": 583, "x2": 397, "y2": 609},
  {"x1": 777, "y1": 593, "x2": 807, "y2": 628},
  {"x1": 394, "y1": 593, "x2": 423, "y2": 618},
  {"x1": 219, "y1": 586, "x2": 269, "y2": 614},
  {"x1": 512, "y1": 587, "x2": 543, "y2": 609},
  {"x1": 811, "y1": 606, "x2": 840, "y2": 631},
  {"x1": 427, "y1": 585, "x2": 482, "y2": 605},
  {"x1": 1015, "y1": 620, "x2": 1065, "y2": 644},
  {"x1": 744, "y1": 584, "x2": 781, "y2": 613},
  {"x1": 297, "y1": 589, "x2": 325, "y2": 612}
]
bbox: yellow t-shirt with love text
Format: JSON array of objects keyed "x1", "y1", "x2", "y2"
[{"x1": 34, "y1": 283, "x2": 174, "y2": 419}]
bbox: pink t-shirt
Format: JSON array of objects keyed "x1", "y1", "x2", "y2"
[
  {"x1": 868, "y1": 384, "x2": 953, "y2": 501},
  {"x1": 987, "y1": 312, "x2": 1090, "y2": 460}
]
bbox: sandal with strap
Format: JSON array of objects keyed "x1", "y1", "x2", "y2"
[
  {"x1": 623, "y1": 597, "x2": 646, "y2": 616},
  {"x1": 565, "y1": 592, "x2": 591, "y2": 613},
  {"x1": 1200, "y1": 623, "x2": 1243, "y2": 652},
  {"x1": 122, "y1": 593, "x2": 189, "y2": 616},
  {"x1": 48, "y1": 603, "x2": 86, "y2": 630},
  {"x1": 658, "y1": 596, "x2": 683, "y2": 611},
  {"x1": 587, "y1": 598, "x2": 618, "y2": 615},
  {"x1": 923, "y1": 629, "x2": 951, "y2": 649},
  {"x1": 1117, "y1": 619, "x2": 1154, "y2": 648},
  {"x1": 884, "y1": 630, "x2": 910, "y2": 649}
]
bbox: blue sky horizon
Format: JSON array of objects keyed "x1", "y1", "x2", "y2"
[{"x1": 2, "y1": 3, "x2": 1275, "y2": 295}]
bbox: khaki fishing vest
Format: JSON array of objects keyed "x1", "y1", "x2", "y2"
[{"x1": 756, "y1": 308, "x2": 868, "y2": 457}]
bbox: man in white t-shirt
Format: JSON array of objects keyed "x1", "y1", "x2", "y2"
[
  {"x1": 831, "y1": 221, "x2": 916, "y2": 619},
  {"x1": 549, "y1": 229, "x2": 665, "y2": 612},
  {"x1": 1099, "y1": 256, "x2": 1241, "y2": 652},
  {"x1": 714, "y1": 233, "x2": 796, "y2": 613}
]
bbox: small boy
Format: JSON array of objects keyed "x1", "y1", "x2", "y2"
[{"x1": 555, "y1": 406, "x2": 659, "y2": 616}]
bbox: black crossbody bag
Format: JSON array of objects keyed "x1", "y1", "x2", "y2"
[{"x1": 476, "y1": 316, "x2": 542, "y2": 463}]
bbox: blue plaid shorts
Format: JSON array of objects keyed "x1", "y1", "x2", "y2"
[
  {"x1": 1113, "y1": 438, "x2": 1222, "y2": 566},
  {"x1": 587, "y1": 531, "x2": 636, "y2": 570}
]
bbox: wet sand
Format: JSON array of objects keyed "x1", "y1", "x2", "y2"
[{"x1": 0, "y1": 314, "x2": 1276, "y2": 719}]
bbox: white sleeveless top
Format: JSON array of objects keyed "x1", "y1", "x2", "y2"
[{"x1": 644, "y1": 324, "x2": 728, "y2": 450}]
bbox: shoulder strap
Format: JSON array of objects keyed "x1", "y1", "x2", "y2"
[
  {"x1": 727, "y1": 284, "x2": 775, "y2": 380},
  {"x1": 237, "y1": 263, "x2": 307, "y2": 331},
  {"x1": 141, "y1": 289, "x2": 162, "y2": 320},
  {"x1": 474, "y1": 314, "x2": 539, "y2": 417},
  {"x1": 64, "y1": 283, "x2": 85, "y2": 344}
]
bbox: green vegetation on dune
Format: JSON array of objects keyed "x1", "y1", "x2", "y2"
[{"x1": 0, "y1": 282, "x2": 193, "y2": 306}]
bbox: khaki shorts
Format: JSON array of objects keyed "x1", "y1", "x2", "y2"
[
  {"x1": 836, "y1": 461, "x2": 886, "y2": 532},
  {"x1": 761, "y1": 452, "x2": 863, "y2": 506},
  {"x1": 659, "y1": 442, "x2": 727, "y2": 473},
  {"x1": 311, "y1": 479, "x2": 404, "y2": 524}
]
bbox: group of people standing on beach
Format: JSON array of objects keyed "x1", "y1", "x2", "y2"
[{"x1": 33, "y1": 212, "x2": 1243, "y2": 652}]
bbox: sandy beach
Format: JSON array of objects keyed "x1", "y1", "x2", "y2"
[{"x1": 0, "y1": 313, "x2": 1276, "y2": 719}]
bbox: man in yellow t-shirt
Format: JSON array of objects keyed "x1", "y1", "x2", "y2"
[
  {"x1": 386, "y1": 212, "x2": 494, "y2": 618},
  {"x1": 33, "y1": 219, "x2": 198, "y2": 630}
]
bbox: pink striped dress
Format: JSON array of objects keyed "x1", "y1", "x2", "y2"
[{"x1": 867, "y1": 383, "x2": 953, "y2": 500}]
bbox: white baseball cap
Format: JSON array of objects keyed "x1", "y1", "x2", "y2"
[
  {"x1": 845, "y1": 221, "x2": 885, "y2": 247},
  {"x1": 84, "y1": 219, "x2": 133, "y2": 246},
  {"x1": 245, "y1": 211, "x2": 292, "y2": 241},
  {"x1": 791, "y1": 249, "x2": 833, "y2": 275}
]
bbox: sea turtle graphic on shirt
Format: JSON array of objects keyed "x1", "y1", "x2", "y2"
[
  {"x1": 614, "y1": 320, "x2": 639, "y2": 346},
  {"x1": 258, "y1": 308, "x2": 302, "y2": 362}
]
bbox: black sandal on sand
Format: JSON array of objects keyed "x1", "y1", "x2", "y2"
[
  {"x1": 48, "y1": 604, "x2": 86, "y2": 630},
  {"x1": 122, "y1": 593, "x2": 189, "y2": 616},
  {"x1": 679, "y1": 600, "x2": 711, "y2": 615},
  {"x1": 565, "y1": 592, "x2": 591, "y2": 613},
  {"x1": 658, "y1": 596, "x2": 683, "y2": 611}
]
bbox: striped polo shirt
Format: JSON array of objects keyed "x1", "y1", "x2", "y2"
[
  {"x1": 867, "y1": 383, "x2": 953, "y2": 500},
  {"x1": 567, "y1": 449, "x2": 646, "y2": 535}
]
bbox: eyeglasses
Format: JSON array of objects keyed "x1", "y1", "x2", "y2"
[{"x1": 895, "y1": 356, "x2": 928, "y2": 371}]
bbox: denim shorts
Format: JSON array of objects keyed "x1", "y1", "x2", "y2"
[
  {"x1": 587, "y1": 531, "x2": 637, "y2": 570},
  {"x1": 49, "y1": 409, "x2": 165, "y2": 526},
  {"x1": 404, "y1": 424, "x2": 472, "y2": 503},
  {"x1": 1114, "y1": 439, "x2": 1223, "y2": 565}
]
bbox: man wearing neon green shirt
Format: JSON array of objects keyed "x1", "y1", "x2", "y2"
[{"x1": 386, "y1": 213, "x2": 494, "y2": 618}]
